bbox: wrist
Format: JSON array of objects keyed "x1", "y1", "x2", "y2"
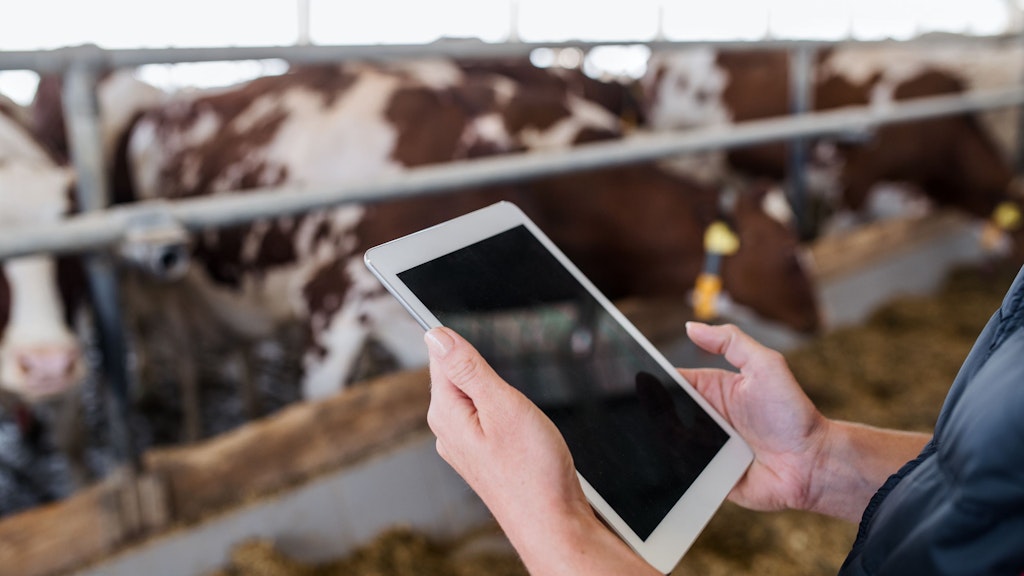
[
  {"x1": 799, "y1": 419, "x2": 930, "y2": 522},
  {"x1": 504, "y1": 503, "x2": 659, "y2": 576}
]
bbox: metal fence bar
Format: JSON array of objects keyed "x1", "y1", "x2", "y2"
[
  {"x1": 2, "y1": 34, "x2": 1023, "y2": 72},
  {"x1": 62, "y1": 65, "x2": 139, "y2": 471},
  {"x1": 3, "y1": 85, "x2": 1023, "y2": 260},
  {"x1": 788, "y1": 45, "x2": 816, "y2": 239}
]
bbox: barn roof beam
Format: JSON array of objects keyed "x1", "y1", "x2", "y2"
[
  {"x1": 2, "y1": 85, "x2": 1024, "y2": 261},
  {"x1": 1, "y1": 34, "x2": 1022, "y2": 72}
]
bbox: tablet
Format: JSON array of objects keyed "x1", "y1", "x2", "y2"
[{"x1": 363, "y1": 201, "x2": 753, "y2": 573}]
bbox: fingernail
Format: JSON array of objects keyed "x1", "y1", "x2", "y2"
[{"x1": 425, "y1": 328, "x2": 453, "y2": 357}]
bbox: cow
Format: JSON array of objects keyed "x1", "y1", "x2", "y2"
[
  {"x1": 0, "y1": 94, "x2": 94, "y2": 509},
  {"x1": 640, "y1": 42, "x2": 1024, "y2": 238},
  {"x1": 104, "y1": 58, "x2": 819, "y2": 409},
  {"x1": 0, "y1": 98, "x2": 84, "y2": 407}
]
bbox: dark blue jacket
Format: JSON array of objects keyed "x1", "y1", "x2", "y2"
[{"x1": 839, "y1": 266, "x2": 1024, "y2": 575}]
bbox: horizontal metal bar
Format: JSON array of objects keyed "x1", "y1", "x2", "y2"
[
  {"x1": 1, "y1": 34, "x2": 1022, "y2": 72},
  {"x1": 2, "y1": 85, "x2": 1023, "y2": 260}
]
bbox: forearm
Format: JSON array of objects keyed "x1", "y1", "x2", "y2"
[
  {"x1": 503, "y1": 510, "x2": 661, "y2": 576},
  {"x1": 804, "y1": 420, "x2": 931, "y2": 522}
]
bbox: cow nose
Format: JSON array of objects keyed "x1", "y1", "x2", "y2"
[{"x1": 16, "y1": 346, "x2": 81, "y2": 381}]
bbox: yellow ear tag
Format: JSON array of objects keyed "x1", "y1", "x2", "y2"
[
  {"x1": 704, "y1": 221, "x2": 740, "y2": 256},
  {"x1": 694, "y1": 272, "x2": 723, "y2": 321},
  {"x1": 993, "y1": 201, "x2": 1022, "y2": 232}
]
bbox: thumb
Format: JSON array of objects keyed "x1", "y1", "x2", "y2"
[
  {"x1": 685, "y1": 321, "x2": 767, "y2": 373},
  {"x1": 426, "y1": 327, "x2": 511, "y2": 412}
]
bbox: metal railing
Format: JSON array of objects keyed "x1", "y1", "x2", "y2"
[
  {"x1": 2, "y1": 34, "x2": 1022, "y2": 73},
  {"x1": 3, "y1": 84, "x2": 1024, "y2": 259}
]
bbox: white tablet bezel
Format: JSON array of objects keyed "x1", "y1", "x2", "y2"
[{"x1": 364, "y1": 201, "x2": 753, "y2": 573}]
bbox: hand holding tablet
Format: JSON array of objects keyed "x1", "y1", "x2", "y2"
[{"x1": 364, "y1": 201, "x2": 754, "y2": 573}]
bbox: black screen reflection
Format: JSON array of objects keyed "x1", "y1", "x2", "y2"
[{"x1": 399, "y1": 225, "x2": 729, "y2": 539}]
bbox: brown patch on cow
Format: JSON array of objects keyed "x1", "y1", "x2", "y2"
[
  {"x1": 840, "y1": 69, "x2": 1011, "y2": 216},
  {"x1": 572, "y1": 126, "x2": 618, "y2": 146},
  {"x1": 303, "y1": 257, "x2": 351, "y2": 322},
  {"x1": 461, "y1": 59, "x2": 644, "y2": 126},
  {"x1": 723, "y1": 185, "x2": 820, "y2": 332},
  {"x1": 194, "y1": 226, "x2": 251, "y2": 288},
  {"x1": 500, "y1": 84, "x2": 572, "y2": 136},
  {"x1": 56, "y1": 256, "x2": 88, "y2": 326},
  {"x1": 385, "y1": 86, "x2": 473, "y2": 166},
  {"x1": 28, "y1": 75, "x2": 71, "y2": 165},
  {"x1": 256, "y1": 218, "x2": 300, "y2": 266},
  {"x1": 516, "y1": 164, "x2": 717, "y2": 300},
  {"x1": 280, "y1": 65, "x2": 361, "y2": 108},
  {"x1": 717, "y1": 50, "x2": 792, "y2": 177},
  {"x1": 816, "y1": 73, "x2": 873, "y2": 111},
  {"x1": 147, "y1": 80, "x2": 295, "y2": 199}
]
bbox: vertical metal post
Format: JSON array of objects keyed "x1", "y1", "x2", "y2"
[
  {"x1": 297, "y1": 0, "x2": 312, "y2": 46},
  {"x1": 62, "y1": 64, "x2": 139, "y2": 472},
  {"x1": 788, "y1": 45, "x2": 815, "y2": 239},
  {"x1": 508, "y1": 0, "x2": 520, "y2": 43},
  {"x1": 655, "y1": 3, "x2": 667, "y2": 42}
]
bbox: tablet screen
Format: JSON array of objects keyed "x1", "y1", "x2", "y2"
[{"x1": 398, "y1": 224, "x2": 729, "y2": 540}]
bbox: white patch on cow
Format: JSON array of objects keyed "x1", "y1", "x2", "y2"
[
  {"x1": 863, "y1": 183, "x2": 933, "y2": 221},
  {"x1": 301, "y1": 257, "x2": 424, "y2": 400},
  {"x1": 456, "y1": 76, "x2": 518, "y2": 154},
  {"x1": 240, "y1": 220, "x2": 271, "y2": 265},
  {"x1": 390, "y1": 58, "x2": 465, "y2": 90},
  {"x1": 490, "y1": 75, "x2": 518, "y2": 107},
  {"x1": 179, "y1": 205, "x2": 367, "y2": 344},
  {"x1": 129, "y1": 107, "x2": 223, "y2": 199},
  {"x1": 257, "y1": 71, "x2": 405, "y2": 187},
  {"x1": 0, "y1": 113, "x2": 53, "y2": 166},
  {"x1": 97, "y1": 72, "x2": 167, "y2": 166},
  {"x1": 0, "y1": 257, "x2": 82, "y2": 399},
  {"x1": 519, "y1": 94, "x2": 618, "y2": 150},
  {"x1": 642, "y1": 48, "x2": 732, "y2": 131},
  {"x1": 657, "y1": 152, "x2": 727, "y2": 186},
  {"x1": 762, "y1": 187, "x2": 795, "y2": 227},
  {"x1": 463, "y1": 112, "x2": 515, "y2": 152},
  {"x1": 238, "y1": 95, "x2": 284, "y2": 135},
  {"x1": 0, "y1": 163, "x2": 74, "y2": 225}
]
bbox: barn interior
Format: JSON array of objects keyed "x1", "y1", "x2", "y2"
[{"x1": 2, "y1": 2, "x2": 1024, "y2": 575}]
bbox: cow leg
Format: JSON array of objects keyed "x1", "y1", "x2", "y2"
[{"x1": 301, "y1": 303, "x2": 371, "y2": 400}]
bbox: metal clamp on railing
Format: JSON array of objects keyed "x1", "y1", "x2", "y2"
[{"x1": 117, "y1": 203, "x2": 191, "y2": 281}]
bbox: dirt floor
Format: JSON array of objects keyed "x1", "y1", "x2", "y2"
[{"x1": 208, "y1": 262, "x2": 1020, "y2": 576}]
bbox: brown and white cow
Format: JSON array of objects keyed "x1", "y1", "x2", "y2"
[
  {"x1": 641, "y1": 42, "x2": 1023, "y2": 236},
  {"x1": 0, "y1": 98, "x2": 84, "y2": 407},
  {"x1": 1, "y1": 94, "x2": 92, "y2": 491},
  {"x1": 108, "y1": 58, "x2": 818, "y2": 403}
]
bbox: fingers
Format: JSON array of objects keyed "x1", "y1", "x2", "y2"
[
  {"x1": 426, "y1": 329, "x2": 478, "y2": 436},
  {"x1": 685, "y1": 321, "x2": 779, "y2": 373},
  {"x1": 425, "y1": 327, "x2": 515, "y2": 438}
]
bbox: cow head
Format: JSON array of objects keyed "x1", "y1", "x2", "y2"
[
  {"x1": 721, "y1": 184, "x2": 820, "y2": 333},
  {"x1": 0, "y1": 161, "x2": 86, "y2": 403},
  {"x1": 640, "y1": 47, "x2": 732, "y2": 131}
]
